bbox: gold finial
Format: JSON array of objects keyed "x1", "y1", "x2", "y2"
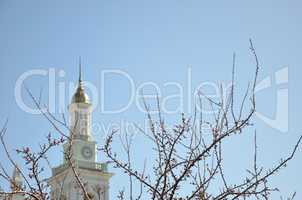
[{"x1": 71, "y1": 57, "x2": 90, "y2": 104}]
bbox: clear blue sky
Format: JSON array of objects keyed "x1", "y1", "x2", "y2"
[{"x1": 0, "y1": 0, "x2": 301, "y2": 198}]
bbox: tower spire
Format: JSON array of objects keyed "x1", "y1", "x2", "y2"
[
  {"x1": 79, "y1": 56, "x2": 82, "y2": 83},
  {"x1": 11, "y1": 165, "x2": 23, "y2": 191},
  {"x1": 71, "y1": 57, "x2": 90, "y2": 104}
]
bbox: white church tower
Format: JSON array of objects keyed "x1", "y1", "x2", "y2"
[{"x1": 48, "y1": 62, "x2": 113, "y2": 200}]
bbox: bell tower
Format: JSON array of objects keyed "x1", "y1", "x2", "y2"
[
  {"x1": 64, "y1": 59, "x2": 96, "y2": 163},
  {"x1": 69, "y1": 59, "x2": 92, "y2": 140},
  {"x1": 48, "y1": 60, "x2": 113, "y2": 200}
]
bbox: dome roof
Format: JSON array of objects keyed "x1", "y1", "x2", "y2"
[{"x1": 71, "y1": 83, "x2": 90, "y2": 104}]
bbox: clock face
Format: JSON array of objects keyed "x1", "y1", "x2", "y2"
[{"x1": 81, "y1": 146, "x2": 93, "y2": 159}]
